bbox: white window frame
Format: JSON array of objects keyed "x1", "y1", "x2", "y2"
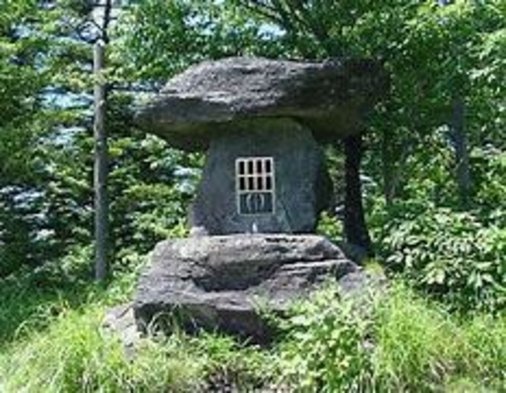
[{"x1": 235, "y1": 157, "x2": 275, "y2": 215}]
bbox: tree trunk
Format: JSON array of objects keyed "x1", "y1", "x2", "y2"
[
  {"x1": 343, "y1": 134, "x2": 373, "y2": 256},
  {"x1": 381, "y1": 127, "x2": 396, "y2": 207},
  {"x1": 451, "y1": 95, "x2": 471, "y2": 207},
  {"x1": 94, "y1": 41, "x2": 108, "y2": 281}
]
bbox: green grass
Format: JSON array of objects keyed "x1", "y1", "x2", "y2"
[
  {"x1": 0, "y1": 269, "x2": 505, "y2": 392},
  {"x1": 0, "y1": 277, "x2": 88, "y2": 351},
  {"x1": 0, "y1": 307, "x2": 272, "y2": 392},
  {"x1": 1, "y1": 306, "x2": 198, "y2": 392},
  {"x1": 274, "y1": 282, "x2": 506, "y2": 391},
  {"x1": 0, "y1": 270, "x2": 271, "y2": 392},
  {"x1": 373, "y1": 284, "x2": 506, "y2": 391}
]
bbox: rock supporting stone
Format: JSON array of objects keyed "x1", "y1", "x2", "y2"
[{"x1": 133, "y1": 234, "x2": 370, "y2": 343}]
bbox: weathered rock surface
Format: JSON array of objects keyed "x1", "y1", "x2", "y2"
[
  {"x1": 135, "y1": 57, "x2": 388, "y2": 151},
  {"x1": 103, "y1": 303, "x2": 139, "y2": 358},
  {"x1": 133, "y1": 234, "x2": 371, "y2": 343},
  {"x1": 191, "y1": 119, "x2": 332, "y2": 235}
]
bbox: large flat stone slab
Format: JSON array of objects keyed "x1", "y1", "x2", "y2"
[
  {"x1": 133, "y1": 234, "x2": 370, "y2": 343},
  {"x1": 135, "y1": 57, "x2": 388, "y2": 151}
]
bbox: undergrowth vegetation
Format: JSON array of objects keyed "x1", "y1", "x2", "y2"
[
  {"x1": 0, "y1": 305, "x2": 269, "y2": 392},
  {"x1": 0, "y1": 270, "x2": 270, "y2": 392},
  {"x1": 1, "y1": 277, "x2": 504, "y2": 392},
  {"x1": 382, "y1": 206, "x2": 506, "y2": 312}
]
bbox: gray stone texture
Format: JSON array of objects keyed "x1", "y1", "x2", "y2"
[
  {"x1": 103, "y1": 304, "x2": 139, "y2": 358},
  {"x1": 133, "y1": 234, "x2": 371, "y2": 344},
  {"x1": 191, "y1": 119, "x2": 332, "y2": 235},
  {"x1": 135, "y1": 57, "x2": 388, "y2": 151}
]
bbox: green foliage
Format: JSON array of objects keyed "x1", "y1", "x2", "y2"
[
  {"x1": 0, "y1": 1, "x2": 55, "y2": 275},
  {"x1": 2, "y1": 261, "x2": 505, "y2": 392},
  {"x1": 275, "y1": 282, "x2": 506, "y2": 392},
  {"x1": 380, "y1": 206, "x2": 506, "y2": 311},
  {"x1": 0, "y1": 307, "x2": 204, "y2": 392},
  {"x1": 0, "y1": 0, "x2": 205, "y2": 279},
  {"x1": 276, "y1": 287, "x2": 374, "y2": 392},
  {"x1": 0, "y1": 248, "x2": 270, "y2": 391},
  {"x1": 114, "y1": 0, "x2": 284, "y2": 82},
  {"x1": 2, "y1": 0, "x2": 505, "y2": 288},
  {"x1": 1, "y1": 1, "x2": 506, "y2": 389},
  {"x1": 316, "y1": 211, "x2": 343, "y2": 243},
  {"x1": 0, "y1": 246, "x2": 126, "y2": 347}
]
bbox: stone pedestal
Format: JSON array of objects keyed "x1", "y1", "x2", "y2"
[{"x1": 133, "y1": 234, "x2": 370, "y2": 344}]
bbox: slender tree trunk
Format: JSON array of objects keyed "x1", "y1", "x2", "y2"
[
  {"x1": 439, "y1": 0, "x2": 471, "y2": 207},
  {"x1": 343, "y1": 134, "x2": 373, "y2": 255},
  {"x1": 451, "y1": 95, "x2": 471, "y2": 207},
  {"x1": 382, "y1": 129, "x2": 411, "y2": 208},
  {"x1": 381, "y1": 128, "x2": 396, "y2": 207},
  {"x1": 94, "y1": 41, "x2": 108, "y2": 281}
]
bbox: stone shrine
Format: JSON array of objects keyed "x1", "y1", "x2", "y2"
[{"x1": 133, "y1": 57, "x2": 387, "y2": 343}]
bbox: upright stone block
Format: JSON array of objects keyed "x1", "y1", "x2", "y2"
[{"x1": 191, "y1": 119, "x2": 332, "y2": 235}]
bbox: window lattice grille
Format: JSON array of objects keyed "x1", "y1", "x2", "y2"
[{"x1": 236, "y1": 157, "x2": 275, "y2": 215}]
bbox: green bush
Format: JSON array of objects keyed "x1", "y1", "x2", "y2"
[
  {"x1": 381, "y1": 207, "x2": 506, "y2": 311},
  {"x1": 276, "y1": 287, "x2": 375, "y2": 392},
  {"x1": 317, "y1": 211, "x2": 343, "y2": 243}
]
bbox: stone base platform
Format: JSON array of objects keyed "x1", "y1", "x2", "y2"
[{"x1": 133, "y1": 234, "x2": 371, "y2": 344}]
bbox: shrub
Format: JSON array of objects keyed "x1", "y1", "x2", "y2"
[
  {"x1": 317, "y1": 211, "x2": 343, "y2": 243},
  {"x1": 382, "y1": 207, "x2": 506, "y2": 311},
  {"x1": 276, "y1": 287, "x2": 375, "y2": 392}
]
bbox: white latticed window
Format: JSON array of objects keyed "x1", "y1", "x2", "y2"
[{"x1": 235, "y1": 157, "x2": 275, "y2": 215}]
